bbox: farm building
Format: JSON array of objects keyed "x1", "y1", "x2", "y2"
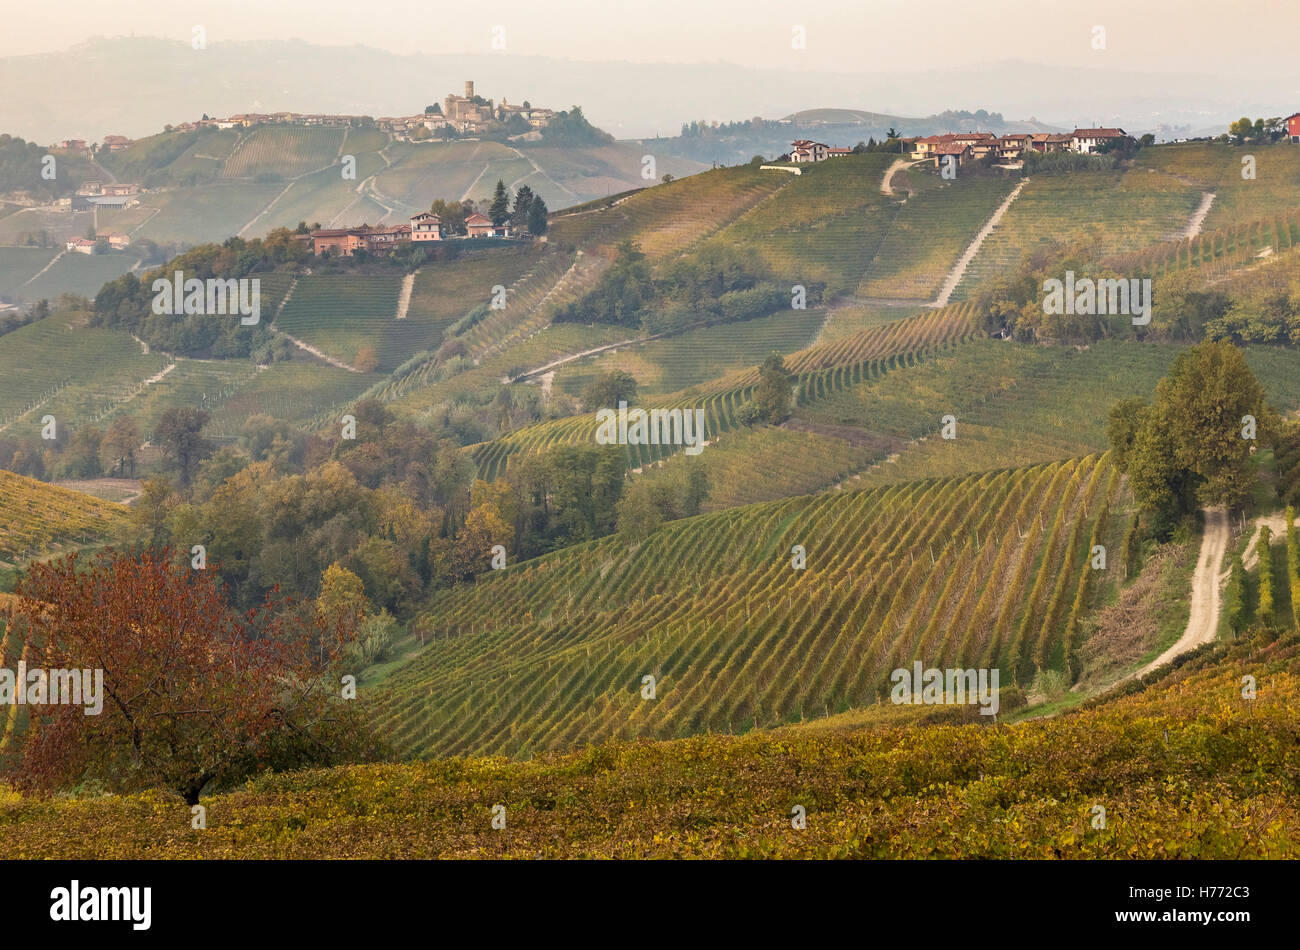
[{"x1": 410, "y1": 212, "x2": 444, "y2": 242}]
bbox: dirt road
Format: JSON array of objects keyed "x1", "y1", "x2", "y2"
[
  {"x1": 932, "y1": 177, "x2": 1028, "y2": 308},
  {"x1": 1129, "y1": 507, "x2": 1230, "y2": 680}
]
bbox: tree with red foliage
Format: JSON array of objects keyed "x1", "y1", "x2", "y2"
[{"x1": 3, "y1": 548, "x2": 382, "y2": 804}]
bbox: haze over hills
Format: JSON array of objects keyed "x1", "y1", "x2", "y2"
[{"x1": 2, "y1": 36, "x2": 1291, "y2": 144}]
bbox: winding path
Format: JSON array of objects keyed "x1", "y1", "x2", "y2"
[{"x1": 1128, "y1": 507, "x2": 1230, "y2": 680}]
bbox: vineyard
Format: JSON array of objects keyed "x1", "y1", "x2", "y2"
[
  {"x1": 1101, "y1": 210, "x2": 1300, "y2": 282},
  {"x1": 858, "y1": 177, "x2": 1017, "y2": 299},
  {"x1": 0, "y1": 468, "x2": 128, "y2": 564},
  {"x1": 5, "y1": 624, "x2": 1300, "y2": 857},
  {"x1": 130, "y1": 182, "x2": 288, "y2": 247},
  {"x1": 548, "y1": 164, "x2": 790, "y2": 260},
  {"x1": 0, "y1": 247, "x2": 58, "y2": 300},
  {"x1": 373, "y1": 453, "x2": 1123, "y2": 759},
  {"x1": 272, "y1": 274, "x2": 411, "y2": 371},
  {"x1": 221, "y1": 126, "x2": 347, "y2": 180},
  {"x1": 633, "y1": 424, "x2": 885, "y2": 512},
  {"x1": 951, "y1": 170, "x2": 1204, "y2": 299},
  {"x1": 0, "y1": 313, "x2": 168, "y2": 433},
  {"x1": 552, "y1": 307, "x2": 827, "y2": 399},
  {"x1": 17, "y1": 249, "x2": 140, "y2": 303},
  {"x1": 469, "y1": 305, "x2": 976, "y2": 479},
  {"x1": 204, "y1": 361, "x2": 381, "y2": 438}
]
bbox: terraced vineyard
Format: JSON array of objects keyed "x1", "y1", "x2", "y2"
[
  {"x1": 375, "y1": 454, "x2": 1122, "y2": 758},
  {"x1": 0, "y1": 469, "x2": 128, "y2": 564},
  {"x1": 858, "y1": 177, "x2": 1016, "y2": 299},
  {"x1": 470, "y1": 305, "x2": 976, "y2": 479}
]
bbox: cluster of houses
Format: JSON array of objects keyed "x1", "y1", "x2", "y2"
[
  {"x1": 304, "y1": 208, "x2": 514, "y2": 257},
  {"x1": 52, "y1": 136, "x2": 132, "y2": 154},
  {"x1": 156, "y1": 81, "x2": 554, "y2": 142},
  {"x1": 775, "y1": 127, "x2": 1130, "y2": 171},
  {"x1": 65, "y1": 233, "x2": 131, "y2": 254},
  {"x1": 377, "y1": 81, "x2": 556, "y2": 141},
  {"x1": 906, "y1": 128, "x2": 1128, "y2": 167},
  {"x1": 786, "y1": 139, "x2": 855, "y2": 163},
  {"x1": 56, "y1": 181, "x2": 143, "y2": 211}
]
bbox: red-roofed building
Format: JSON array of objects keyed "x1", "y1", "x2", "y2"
[
  {"x1": 465, "y1": 212, "x2": 511, "y2": 238},
  {"x1": 309, "y1": 224, "x2": 411, "y2": 256},
  {"x1": 931, "y1": 142, "x2": 973, "y2": 169},
  {"x1": 410, "y1": 212, "x2": 443, "y2": 242},
  {"x1": 1071, "y1": 128, "x2": 1126, "y2": 154}
]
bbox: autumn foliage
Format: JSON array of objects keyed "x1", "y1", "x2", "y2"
[{"x1": 2, "y1": 548, "x2": 383, "y2": 804}]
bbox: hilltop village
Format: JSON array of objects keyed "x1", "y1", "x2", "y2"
[{"x1": 45, "y1": 80, "x2": 559, "y2": 155}]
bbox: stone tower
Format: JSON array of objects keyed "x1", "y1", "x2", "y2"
[{"x1": 465, "y1": 80, "x2": 474, "y2": 99}]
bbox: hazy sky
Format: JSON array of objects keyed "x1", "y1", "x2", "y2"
[{"x1": 4, "y1": 0, "x2": 1297, "y2": 76}]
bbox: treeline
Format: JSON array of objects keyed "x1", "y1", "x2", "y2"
[
  {"x1": 536, "y1": 106, "x2": 614, "y2": 147},
  {"x1": 1107, "y1": 341, "x2": 1269, "y2": 540},
  {"x1": 554, "y1": 241, "x2": 812, "y2": 332},
  {"x1": 972, "y1": 235, "x2": 1225, "y2": 344},
  {"x1": 117, "y1": 396, "x2": 717, "y2": 621},
  {"x1": 92, "y1": 229, "x2": 311, "y2": 361},
  {"x1": 0, "y1": 134, "x2": 98, "y2": 200},
  {"x1": 1201, "y1": 251, "x2": 1300, "y2": 346}
]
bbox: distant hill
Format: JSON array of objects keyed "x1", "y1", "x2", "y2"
[
  {"x1": 646, "y1": 108, "x2": 1065, "y2": 165},
  {"x1": 0, "y1": 37, "x2": 1284, "y2": 144}
]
